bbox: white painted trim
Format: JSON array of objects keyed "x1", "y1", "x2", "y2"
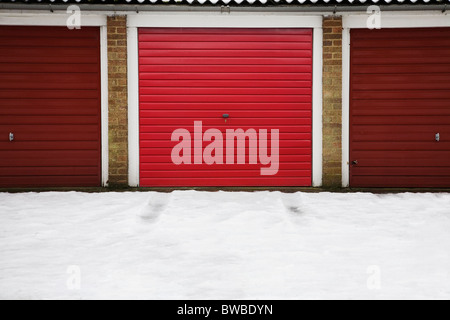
[
  {"x1": 128, "y1": 13, "x2": 322, "y2": 28},
  {"x1": 341, "y1": 27, "x2": 350, "y2": 188},
  {"x1": 100, "y1": 25, "x2": 109, "y2": 187},
  {"x1": 127, "y1": 26, "x2": 140, "y2": 187},
  {"x1": 342, "y1": 11, "x2": 450, "y2": 29},
  {"x1": 312, "y1": 27, "x2": 323, "y2": 188},
  {"x1": 0, "y1": 12, "x2": 107, "y2": 26}
]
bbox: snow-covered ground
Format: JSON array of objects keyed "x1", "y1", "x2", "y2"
[{"x1": 0, "y1": 191, "x2": 449, "y2": 300}]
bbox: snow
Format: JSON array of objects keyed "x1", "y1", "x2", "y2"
[{"x1": 0, "y1": 191, "x2": 449, "y2": 300}]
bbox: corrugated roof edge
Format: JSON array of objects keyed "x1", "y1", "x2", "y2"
[{"x1": 0, "y1": 0, "x2": 449, "y2": 5}]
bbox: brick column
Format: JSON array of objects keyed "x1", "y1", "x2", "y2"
[
  {"x1": 107, "y1": 16, "x2": 128, "y2": 187},
  {"x1": 322, "y1": 16, "x2": 343, "y2": 188}
]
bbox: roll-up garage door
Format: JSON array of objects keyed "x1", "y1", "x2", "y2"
[
  {"x1": 350, "y1": 28, "x2": 450, "y2": 188},
  {"x1": 0, "y1": 26, "x2": 102, "y2": 188},
  {"x1": 139, "y1": 28, "x2": 313, "y2": 187}
]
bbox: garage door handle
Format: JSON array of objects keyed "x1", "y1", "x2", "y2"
[
  {"x1": 9, "y1": 132, "x2": 14, "y2": 142},
  {"x1": 436, "y1": 133, "x2": 440, "y2": 142},
  {"x1": 352, "y1": 160, "x2": 358, "y2": 165}
]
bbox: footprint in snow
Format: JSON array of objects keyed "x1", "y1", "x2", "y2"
[
  {"x1": 280, "y1": 192, "x2": 304, "y2": 215},
  {"x1": 139, "y1": 192, "x2": 172, "y2": 222}
]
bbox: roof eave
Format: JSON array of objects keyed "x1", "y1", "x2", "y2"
[{"x1": 0, "y1": 3, "x2": 448, "y2": 12}]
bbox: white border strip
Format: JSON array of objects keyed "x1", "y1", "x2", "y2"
[
  {"x1": 0, "y1": 13, "x2": 107, "y2": 26},
  {"x1": 128, "y1": 13, "x2": 322, "y2": 28},
  {"x1": 341, "y1": 27, "x2": 350, "y2": 188},
  {"x1": 100, "y1": 25, "x2": 109, "y2": 187},
  {"x1": 312, "y1": 27, "x2": 323, "y2": 187},
  {"x1": 127, "y1": 26, "x2": 140, "y2": 187},
  {"x1": 343, "y1": 12, "x2": 450, "y2": 29}
]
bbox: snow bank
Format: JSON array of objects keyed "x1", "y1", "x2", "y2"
[{"x1": 0, "y1": 191, "x2": 449, "y2": 300}]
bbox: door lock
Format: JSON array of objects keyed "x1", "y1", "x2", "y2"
[
  {"x1": 9, "y1": 132, "x2": 14, "y2": 142},
  {"x1": 352, "y1": 160, "x2": 358, "y2": 165},
  {"x1": 436, "y1": 133, "x2": 440, "y2": 142}
]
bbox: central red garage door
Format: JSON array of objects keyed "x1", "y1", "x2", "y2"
[
  {"x1": 0, "y1": 26, "x2": 102, "y2": 188},
  {"x1": 350, "y1": 28, "x2": 450, "y2": 187},
  {"x1": 139, "y1": 28, "x2": 313, "y2": 187}
]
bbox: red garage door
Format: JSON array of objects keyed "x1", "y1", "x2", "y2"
[
  {"x1": 0, "y1": 27, "x2": 101, "y2": 188},
  {"x1": 350, "y1": 28, "x2": 450, "y2": 187},
  {"x1": 139, "y1": 28, "x2": 313, "y2": 187}
]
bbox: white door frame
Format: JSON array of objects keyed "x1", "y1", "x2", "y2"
[
  {"x1": 0, "y1": 12, "x2": 109, "y2": 186},
  {"x1": 127, "y1": 12, "x2": 324, "y2": 187},
  {"x1": 341, "y1": 11, "x2": 450, "y2": 187}
]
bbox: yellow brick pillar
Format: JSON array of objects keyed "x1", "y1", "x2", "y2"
[
  {"x1": 107, "y1": 16, "x2": 128, "y2": 187},
  {"x1": 322, "y1": 16, "x2": 343, "y2": 188}
]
